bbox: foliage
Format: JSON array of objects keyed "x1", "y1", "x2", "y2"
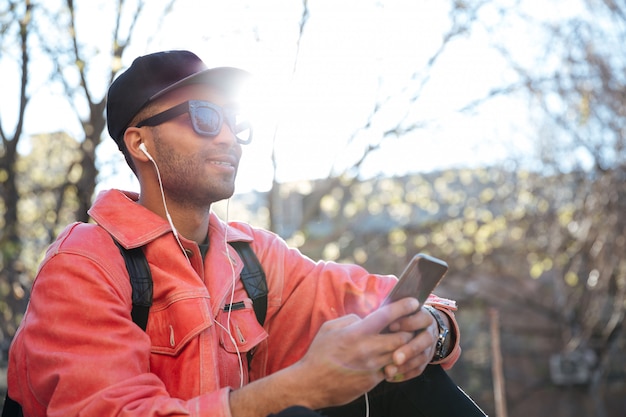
[{"x1": 247, "y1": 164, "x2": 625, "y2": 415}]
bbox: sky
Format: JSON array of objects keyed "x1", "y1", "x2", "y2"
[{"x1": 6, "y1": 0, "x2": 571, "y2": 195}]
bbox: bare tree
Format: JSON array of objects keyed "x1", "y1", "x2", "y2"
[
  {"x1": 268, "y1": 0, "x2": 491, "y2": 239},
  {"x1": 261, "y1": 1, "x2": 626, "y2": 415},
  {"x1": 0, "y1": 0, "x2": 33, "y2": 355},
  {"x1": 426, "y1": 0, "x2": 626, "y2": 414},
  {"x1": 494, "y1": 2, "x2": 626, "y2": 414},
  {"x1": 37, "y1": 0, "x2": 175, "y2": 223},
  {"x1": 0, "y1": 0, "x2": 177, "y2": 358}
]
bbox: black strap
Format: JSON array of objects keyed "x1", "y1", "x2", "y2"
[
  {"x1": 114, "y1": 238, "x2": 267, "y2": 330},
  {"x1": 229, "y1": 241, "x2": 268, "y2": 326},
  {"x1": 1, "y1": 393, "x2": 23, "y2": 417},
  {"x1": 113, "y1": 241, "x2": 153, "y2": 331}
]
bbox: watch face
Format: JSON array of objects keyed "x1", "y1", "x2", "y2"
[{"x1": 435, "y1": 328, "x2": 449, "y2": 360}]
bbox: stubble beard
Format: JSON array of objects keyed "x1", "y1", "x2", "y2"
[{"x1": 153, "y1": 136, "x2": 237, "y2": 209}]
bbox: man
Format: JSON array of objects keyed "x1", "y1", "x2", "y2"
[{"x1": 6, "y1": 50, "x2": 474, "y2": 417}]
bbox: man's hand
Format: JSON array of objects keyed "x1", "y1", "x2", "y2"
[
  {"x1": 382, "y1": 298, "x2": 443, "y2": 382},
  {"x1": 229, "y1": 297, "x2": 433, "y2": 416},
  {"x1": 292, "y1": 297, "x2": 421, "y2": 409}
]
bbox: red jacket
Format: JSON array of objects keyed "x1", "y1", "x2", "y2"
[{"x1": 8, "y1": 189, "x2": 460, "y2": 417}]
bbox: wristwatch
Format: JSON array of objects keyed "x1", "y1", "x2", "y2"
[{"x1": 423, "y1": 304, "x2": 449, "y2": 361}]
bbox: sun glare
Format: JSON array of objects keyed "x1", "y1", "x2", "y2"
[{"x1": 17, "y1": 0, "x2": 538, "y2": 197}]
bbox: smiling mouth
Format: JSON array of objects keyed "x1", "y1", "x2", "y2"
[{"x1": 211, "y1": 161, "x2": 235, "y2": 168}]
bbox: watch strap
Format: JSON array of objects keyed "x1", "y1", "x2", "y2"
[{"x1": 423, "y1": 304, "x2": 449, "y2": 361}]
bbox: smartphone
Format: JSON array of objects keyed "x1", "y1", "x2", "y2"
[
  {"x1": 383, "y1": 253, "x2": 448, "y2": 306},
  {"x1": 380, "y1": 253, "x2": 448, "y2": 333}
]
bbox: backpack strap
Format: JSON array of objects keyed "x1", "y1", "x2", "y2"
[
  {"x1": 1, "y1": 393, "x2": 23, "y2": 417},
  {"x1": 229, "y1": 241, "x2": 268, "y2": 326},
  {"x1": 113, "y1": 238, "x2": 267, "y2": 329},
  {"x1": 113, "y1": 240, "x2": 153, "y2": 332}
]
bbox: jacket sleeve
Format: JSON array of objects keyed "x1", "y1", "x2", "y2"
[
  {"x1": 7, "y1": 223, "x2": 231, "y2": 417},
  {"x1": 425, "y1": 295, "x2": 462, "y2": 369}
]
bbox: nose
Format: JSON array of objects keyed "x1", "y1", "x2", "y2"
[{"x1": 213, "y1": 123, "x2": 240, "y2": 147}]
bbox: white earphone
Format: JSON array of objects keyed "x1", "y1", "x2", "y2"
[
  {"x1": 138, "y1": 141, "x2": 186, "y2": 256},
  {"x1": 139, "y1": 142, "x2": 154, "y2": 161}
]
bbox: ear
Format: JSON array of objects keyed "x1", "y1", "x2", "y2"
[{"x1": 124, "y1": 126, "x2": 151, "y2": 163}]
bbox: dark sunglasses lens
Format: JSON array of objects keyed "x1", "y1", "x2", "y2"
[
  {"x1": 192, "y1": 105, "x2": 221, "y2": 135},
  {"x1": 190, "y1": 102, "x2": 252, "y2": 144}
]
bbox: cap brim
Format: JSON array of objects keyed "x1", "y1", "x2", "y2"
[{"x1": 149, "y1": 67, "x2": 250, "y2": 101}]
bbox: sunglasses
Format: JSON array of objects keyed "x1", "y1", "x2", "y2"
[{"x1": 135, "y1": 100, "x2": 252, "y2": 145}]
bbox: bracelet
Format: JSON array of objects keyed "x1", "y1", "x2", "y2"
[{"x1": 423, "y1": 304, "x2": 449, "y2": 361}]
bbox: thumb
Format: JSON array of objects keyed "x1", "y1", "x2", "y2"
[{"x1": 360, "y1": 297, "x2": 420, "y2": 335}]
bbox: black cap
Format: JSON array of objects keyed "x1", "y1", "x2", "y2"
[{"x1": 106, "y1": 50, "x2": 249, "y2": 147}]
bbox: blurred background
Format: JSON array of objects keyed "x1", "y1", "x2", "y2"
[{"x1": 1, "y1": 0, "x2": 625, "y2": 415}]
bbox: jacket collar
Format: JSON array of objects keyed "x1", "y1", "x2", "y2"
[{"x1": 88, "y1": 189, "x2": 252, "y2": 249}]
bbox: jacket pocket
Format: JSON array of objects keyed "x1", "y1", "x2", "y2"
[
  {"x1": 216, "y1": 298, "x2": 268, "y2": 354},
  {"x1": 147, "y1": 295, "x2": 213, "y2": 356}
]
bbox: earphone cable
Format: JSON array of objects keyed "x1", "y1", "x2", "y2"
[
  {"x1": 223, "y1": 197, "x2": 245, "y2": 387},
  {"x1": 148, "y1": 155, "x2": 190, "y2": 264}
]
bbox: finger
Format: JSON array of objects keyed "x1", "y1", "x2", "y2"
[
  {"x1": 381, "y1": 353, "x2": 428, "y2": 382},
  {"x1": 382, "y1": 336, "x2": 434, "y2": 382},
  {"x1": 386, "y1": 361, "x2": 428, "y2": 382},
  {"x1": 359, "y1": 298, "x2": 420, "y2": 335},
  {"x1": 390, "y1": 327, "x2": 436, "y2": 372},
  {"x1": 388, "y1": 348, "x2": 432, "y2": 382},
  {"x1": 387, "y1": 307, "x2": 432, "y2": 334},
  {"x1": 321, "y1": 314, "x2": 361, "y2": 331}
]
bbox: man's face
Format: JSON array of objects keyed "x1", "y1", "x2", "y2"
[{"x1": 142, "y1": 85, "x2": 244, "y2": 208}]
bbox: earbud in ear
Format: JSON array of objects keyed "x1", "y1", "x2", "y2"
[{"x1": 139, "y1": 143, "x2": 154, "y2": 161}]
